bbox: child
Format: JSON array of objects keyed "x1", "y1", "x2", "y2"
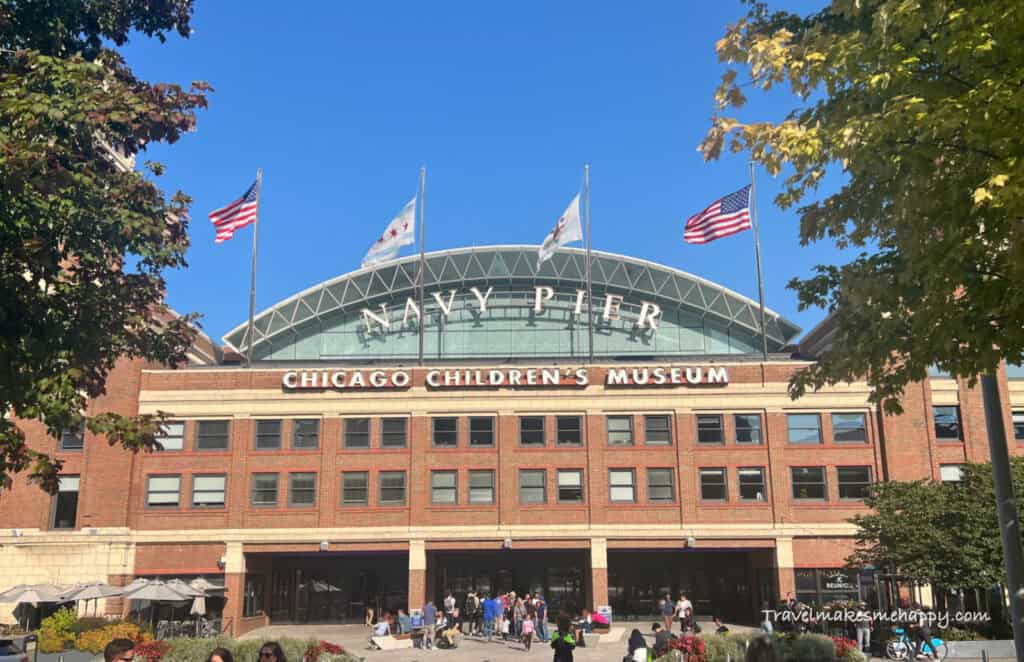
[
  {"x1": 551, "y1": 613, "x2": 576, "y2": 661},
  {"x1": 521, "y1": 613, "x2": 535, "y2": 651}
]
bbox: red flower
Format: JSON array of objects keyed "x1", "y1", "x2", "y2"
[{"x1": 131, "y1": 640, "x2": 170, "y2": 662}]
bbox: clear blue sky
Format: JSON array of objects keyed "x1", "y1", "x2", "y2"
[{"x1": 122, "y1": 0, "x2": 841, "y2": 345}]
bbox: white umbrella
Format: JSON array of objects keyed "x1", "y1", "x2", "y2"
[
  {"x1": 165, "y1": 579, "x2": 203, "y2": 598},
  {"x1": 0, "y1": 584, "x2": 67, "y2": 630},
  {"x1": 190, "y1": 595, "x2": 206, "y2": 616},
  {"x1": 122, "y1": 579, "x2": 192, "y2": 629},
  {"x1": 188, "y1": 578, "x2": 224, "y2": 593},
  {"x1": 61, "y1": 582, "x2": 124, "y2": 616}
]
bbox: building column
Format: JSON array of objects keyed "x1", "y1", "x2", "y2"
[
  {"x1": 223, "y1": 542, "x2": 245, "y2": 636},
  {"x1": 775, "y1": 537, "x2": 795, "y2": 600},
  {"x1": 589, "y1": 538, "x2": 608, "y2": 609},
  {"x1": 409, "y1": 540, "x2": 426, "y2": 610}
]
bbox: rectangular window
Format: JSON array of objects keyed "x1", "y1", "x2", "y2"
[
  {"x1": 288, "y1": 472, "x2": 317, "y2": 507},
  {"x1": 146, "y1": 475, "x2": 180, "y2": 509},
  {"x1": 379, "y1": 471, "x2": 407, "y2": 505},
  {"x1": 381, "y1": 418, "x2": 408, "y2": 448},
  {"x1": 192, "y1": 475, "x2": 226, "y2": 508},
  {"x1": 738, "y1": 468, "x2": 767, "y2": 501},
  {"x1": 254, "y1": 420, "x2": 281, "y2": 450},
  {"x1": 557, "y1": 470, "x2": 584, "y2": 503},
  {"x1": 734, "y1": 414, "x2": 762, "y2": 444},
  {"x1": 341, "y1": 471, "x2": 369, "y2": 506},
  {"x1": 791, "y1": 467, "x2": 827, "y2": 500},
  {"x1": 292, "y1": 419, "x2": 320, "y2": 449},
  {"x1": 251, "y1": 473, "x2": 278, "y2": 507},
  {"x1": 432, "y1": 417, "x2": 458, "y2": 448},
  {"x1": 606, "y1": 415, "x2": 634, "y2": 446},
  {"x1": 699, "y1": 468, "x2": 727, "y2": 501},
  {"x1": 647, "y1": 468, "x2": 675, "y2": 503},
  {"x1": 519, "y1": 469, "x2": 546, "y2": 504},
  {"x1": 520, "y1": 416, "x2": 545, "y2": 446},
  {"x1": 940, "y1": 464, "x2": 964, "y2": 483},
  {"x1": 156, "y1": 421, "x2": 184, "y2": 451},
  {"x1": 696, "y1": 414, "x2": 724, "y2": 444},
  {"x1": 837, "y1": 466, "x2": 872, "y2": 500},
  {"x1": 51, "y1": 475, "x2": 80, "y2": 529},
  {"x1": 933, "y1": 406, "x2": 962, "y2": 440},
  {"x1": 344, "y1": 418, "x2": 370, "y2": 448},
  {"x1": 609, "y1": 469, "x2": 636, "y2": 503},
  {"x1": 832, "y1": 413, "x2": 867, "y2": 443},
  {"x1": 787, "y1": 414, "x2": 822, "y2": 444},
  {"x1": 644, "y1": 415, "x2": 672, "y2": 445},
  {"x1": 468, "y1": 470, "x2": 495, "y2": 505},
  {"x1": 556, "y1": 416, "x2": 583, "y2": 446},
  {"x1": 196, "y1": 420, "x2": 230, "y2": 450},
  {"x1": 59, "y1": 424, "x2": 85, "y2": 451},
  {"x1": 1014, "y1": 411, "x2": 1024, "y2": 441},
  {"x1": 469, "y1": 417, "x2": 495, "y2": 447},
  {"x1": 431, "y1": 470, "x2": 458, "y2": 505}
]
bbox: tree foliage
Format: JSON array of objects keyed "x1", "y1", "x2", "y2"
[
  {"x1": 850, "y1": 460, "x2": 1024, "y2": 589},
  {"x1": 702, "y1": 0, "x2": 1024, "y2": 412},
  {"x1": 0, "y1": 1, "x2": 208, "y2": 492}
]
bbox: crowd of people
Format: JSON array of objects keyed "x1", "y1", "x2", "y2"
[{"x1": 95, "y1": 639, "x2": 288, "y2": 662}]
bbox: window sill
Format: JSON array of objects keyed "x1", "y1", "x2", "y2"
[
  {"x1": 251, "y1": 449, "x2": 321, "y2": 455},
  {"x1": 145, "y1": 451, "x2": 231, "y2": 458},
  {"x1": 336, "y1": 505, "x2": 408, "y2": 512}
]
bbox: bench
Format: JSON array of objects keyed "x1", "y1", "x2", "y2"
[{"x1": 371, "y1": 635, "x2": 413, "y2": 650}]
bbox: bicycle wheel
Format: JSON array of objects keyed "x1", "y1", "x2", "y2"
[
  {"x1": 932, "y1": 641, "x2": 949, "y2": 661},
  {"x1": 885, "y1": 639, "x2": 909, "y2": 660}
]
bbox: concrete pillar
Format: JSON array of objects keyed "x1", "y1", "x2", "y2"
[
  {"x1": 775, "y1": 537, "x2": 795, "y2": 600},
  {"x1": 223, "y1": 542, "x2": 245, "y2": 636},
  {"x1": 409, "y1": 540, "x2": 426, "y2": 610},
  {"x1": 589, "y1": 538, "x2": 608, "y2": 610}
]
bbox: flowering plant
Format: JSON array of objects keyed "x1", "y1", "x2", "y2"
[
  {"x1": 302, "y1": 640, "x2": 351, "y2": 662},
  {"x1": 669, "y1": 635, "x2": 706, "y2": 662},
  {"x1": 131, "y1": 639, "x2": 170, "y2": 662}
]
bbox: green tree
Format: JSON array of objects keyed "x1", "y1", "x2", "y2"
[
  {"x1": 701, "y1": 0, "x2": 1024, "y2": 412},
  {"x1": 851, "y1": 459, "x2": 1024, "y2": 589},
  {"x1": 0, "y1": 1, "x2": 209, "y2": 492}
]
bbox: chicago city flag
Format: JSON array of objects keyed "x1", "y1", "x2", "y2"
[
  {"x1": 537, "y1": 193, "x2": 582, "y2": 268},
  {"x1": 362, "y1": 197, "x2": 417, "y2": 267},
  {"x1": 684, "y1": 185, "x2": 752, "y2": 244}
]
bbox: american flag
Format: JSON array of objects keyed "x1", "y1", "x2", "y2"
[
  {"x1": 209, "y1": 180, "x2": 259, "y2": 243},
  {"x1": 684, "y1": 185, "x2": 752, "y2": 244}
]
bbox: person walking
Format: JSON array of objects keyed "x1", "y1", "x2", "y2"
[
  {"x1": 514, "y1": 595, "x2": 527, "y2": 639},
  {"x1": 521, "y1": 612, "x2": 535, "y2": 651},
  {"x1": 536, "y1": 594, "x2": 550, "y2": 642},
  {"x1": 854, "y1": 602, "x2": 872, "y2": 654},
  {"x1": 660, "y1": 593, "x2": 674, "y2": 632},
  {"x1": 676, "y1": 594, "x2": 693, "y2": 632},
  {"x1": 444, "y1": 591, "x2": 457, "y2": 628},
  {"x1": 550, "y1": 613, "x2": 577, "y2": 662},
  {"x1": 483, "y1": 593, "x2": 497, "y2": 642}
]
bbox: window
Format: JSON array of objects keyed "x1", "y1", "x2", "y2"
[
  {"x1": 431, "y1": 471, "x2": 458, "y2": 505},
  {"x1": 433, "y1": 417, "x2": 458, "y2": 447},
  {"x1": 255, "y1": 420, "x2": 281, "y2": 450},
  {"x1": 468, "y1": 470, "x2": 495, "y2": 504},
  {"x1": 520, "y1": 416, "x2": 545, "y2": 446},
  {"x1": 787, "y1": 414, "x2": 822, "y2": 444},
  {"x1": 243, "y1": 577, "x2": 265, "y2": 618},
  {"x1": 832, "y1": 413, "x2": 867, "y2": 443},
  {"x1": 51, "y1": 475, "x2": 80, "y2": 529},
  {"x1": 341, "y1": 472, "x2": 369, "y2": 505},
  {"x1": 557, "y1": 416, "x2": 583, "y2": 446},
  {"x1": 696, "y1": 415, "x2": 724, "y2": 444},
  {"x1": 59, "y1": 424, "x2": 85, "y2": 451},
  {"x1": 609, "y1": 469, "x2": 636, "y2": 503},
  {"x1": 940, "y1": 464, "x2": 964, "y2": 483},
  {"x1": 837, "y1": 466, "x2": 872, "y2": 499},
  {"x1": 156, "y1": 421, "x2": 184, "y2": 451},
  {"x1": 379, "y1": 471, "x2": 407, "y2": 505},
  {"x1": 606, "y1": 415, "x2": 634, "y2": 446},
  {"x1": 469, "y1": 417, "x2": 495, "y2": 447},
  {"x1": 647, "y1": 468, "x2": 675, "y2": 503},
  {"x1": 644, "y1": 415, "x2": 672, "y2": 445},
  {"x1": 196, "y1": 420, "x2": 230, "y2": 450},
  {"x1": 738, "y1": 468, "x2": 767, "y2": 501},
  {"x1": 734, "y1": 415, "x2": 762, "y2": 444},
  {"x1": 288, "y1": 472, "x2": 317, "y2": 507},
  {"x1": 251, "y1": 473, "x2": 278, "y2": 507},
  {"x1": 699, "y1": 468, "x2": 727, "y2": 501},
  {"x1": 381, "y1": 418, "x2": 408, "y2": 448},
  {"x1": 792, "y1": 467, "x2": 827, "y2": 500},
  {"x1": 192, "y1": 475, "x2": 226, "y2": 508},
  {"x1": 1014, "y1": 411, "x2": 1024, "y2": 441},
  {"x1": 519, "y1": 469, "x2": 546, "y2": 504},
  {"x1": 557, "y1": 470, "x2": 584, "y2": 503},
  {"x1": 933, "y1": 406, "x2": 961, "y2": 440},
  {"x1": 293, "y1": 419, "x2": 320, "y2": 449},
  {"x1": 146, "y1": 475, "x2": 180, "y2": 509},
  {"x1": 344, "y1": 418, "x2": 370, "y2": 448}
]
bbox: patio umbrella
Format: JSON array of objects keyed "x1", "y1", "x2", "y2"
[
  {"x1": 165, "y1": 579, "x2": 203, "y2": 598},
  {"x1": 121, "y1": 579, "x2": 192, "y2": 628},
  {"x1": 188, "y1": 577, "x2": 224, "y2": 593},
  {"x1": 61, "y1": 582, "x2": 124, "y2": 616},
  {"x1": 0, "y1": 584, "x2": 66, "y2": 630}
]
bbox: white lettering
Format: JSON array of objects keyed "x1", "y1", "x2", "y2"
[
  {"x1": 469, "y1": 286, "x2": 494, "y2": 313},
  {"x1": 432, "y1": 290, "x2": 457, "y2": 317},
  {"x1": 685, "y1": 367, "x2": 703, "y2": 384},
  {"x1": 707, "y1": 367, "x2": 729, "y2": 384},
  {"x1": 636, "y1": 301, "x2": 662, "y2": 330},
  {"x1": 574, "y1": 367, "x2": 589, "y2": 386},
  {"x1": 606, "y1": 368, "x2": 629, "y2": 385},
  {"x1": 369, "y1": 371, "x2": 388, "y2": 387},
  {"x1": 361, "y1": 304, "x2": 390, "y2": 332},
  {"x1": 574, "y1": 289, "x2": 587, "y2": 315},
  {"x1": 402, "y1": 298, "x2": 421, "y2": 325},
  {"x1": 670, "y1": 367, "x2": 683, "y2": 384},
  {"x1": 330, "y1": 371, "x2": 347, "y2": 388},
  {"x1": 631, "y1": 368, "x2": 650, "y2": 385},
  {"x1": 603, "y1": 294, "x2": 623, "y2": 321},
  {"x1": 488, "y1": 369, "x2": 506, "y2": 385},
  {"x1": 348, "y1": 371, "x2": 366, "y2": 388},
  {"x1": 426, "y1": 370, "x2": 441, "y2": 387},
  {"x1": 534, "y1": 286, "x2": 554, "y2": 313},
  {"x1": 391, "y1": 370, "x2": 410, "y2": 387},
  {"x1": 542, "y1": 368, "x2": 559, "y2": 385},
  {"x1": 282, "y1": 371, "x2": 298, "y2": 389},
  {"x1": 508, "y1": 369, "x2": 523, "y2": 385},
  {"x1": 652, "y1": 367, "x2": 667, "y2": 385},
  {"x1": 525, "y1": 368, "x2": 538, "y2": 385},
  {"x1": 444, "y1": 370, "x2": 461, "y2": 385},
  {"x1": 300, "y1": 371, "x2": 319, "y2": 388}
]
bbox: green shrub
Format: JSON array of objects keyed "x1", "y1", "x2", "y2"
[
  {"x1": 941, "y1": 626, "x2": 983, "y2": 641},
  {"x1": 70, "y1": 616, "x2": 112, "y2": 634},
  {"x1": 702, "y1": 634, "x2": 746, "y2": 662},
  {"x1": 162, "y1": 636, "x2": 234, "y2": 662},
  {"x1": 38, "y1": 607, "x2": 78, "y2": 652},
  {"x1": 787, "y1": 633, "x2": 835, "y2": 661}
]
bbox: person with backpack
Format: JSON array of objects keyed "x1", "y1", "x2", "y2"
[{"x1": 551, "y1": 613, "x2": 577, "y2": 662}]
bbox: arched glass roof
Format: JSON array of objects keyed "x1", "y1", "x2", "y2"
[{"x1": 223, "y1": 245, "x2": 801, "y2": 360}]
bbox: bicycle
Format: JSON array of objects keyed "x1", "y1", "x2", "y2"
[{"x1": 885, "y1": 626, "x2": 948, "y2": 661}]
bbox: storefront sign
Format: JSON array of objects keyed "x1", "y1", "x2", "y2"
[{"x1": 823, "y1": 570, "x2": 857, "y2": 592}]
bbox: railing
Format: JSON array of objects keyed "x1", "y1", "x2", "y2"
[{"x1": 154, "y1": 618, "x2": 223, "y2": 640}]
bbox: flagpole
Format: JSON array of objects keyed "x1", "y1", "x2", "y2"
[
  {"x1": 417, "y1": 166, "x2": 426, "y2": 366},
  {"x1": 585, "y1": 164, "x2": 594, "y2": 364},
  {"x1": 749, "y1": 161, "x2": 769, "y2": 363},
  {"x1": 245, "y1": 168, "x2": 262, "y2": 368}
]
